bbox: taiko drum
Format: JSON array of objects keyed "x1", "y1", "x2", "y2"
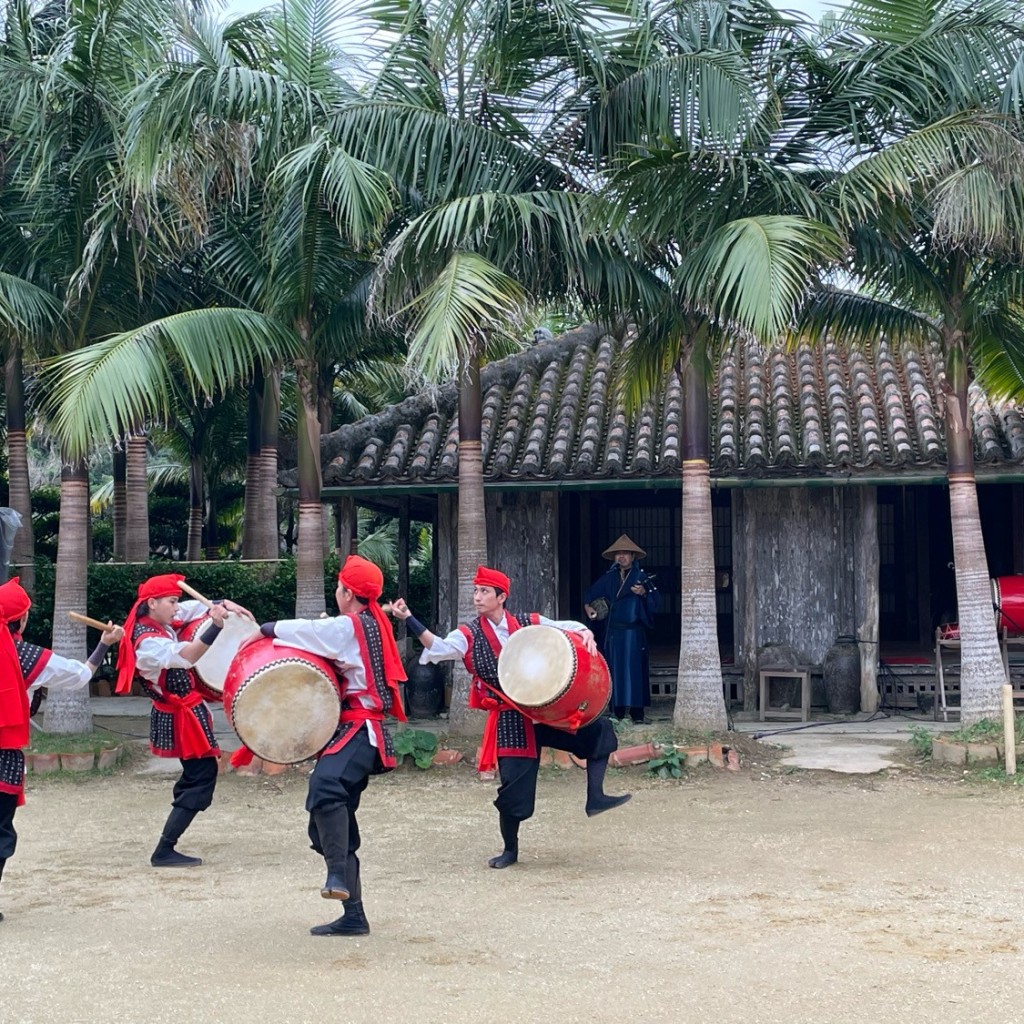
[
  {"x1": 992, "y1": 576, "x2": 1024, "y2": 636},
  {"x1": 497, "y1": 624, "x2": 610, "y2": 729},
  {"x1": 177, "y1": 612, "x2": 261, "y2": 702},
  {"x1": 222, "y1": 637, "x2": 342, "y2": 764}
]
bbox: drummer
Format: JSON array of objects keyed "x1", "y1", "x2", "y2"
[
  {"x1": 0, "y1": 577, "x2": 123, "y2": 922},
  {"x1": 391, "y1": 566, "x2": 630, "y2": 871},
  {"x1": 116, "y1": 574, "x2": 253, "y2": 868},
  {"x1": 257, "y1": 554, "x2": 407, "y2": 937}
]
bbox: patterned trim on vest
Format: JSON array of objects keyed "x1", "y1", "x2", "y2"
[{"x1": 464, "y1": 612, "x2": 536, "y2": 757}]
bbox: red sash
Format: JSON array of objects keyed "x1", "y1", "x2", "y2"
[{"x1": 152, "y1": 691, "x2": 216, "y2": 759}]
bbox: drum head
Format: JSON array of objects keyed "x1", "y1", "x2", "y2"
[
  {"x1": 231, "y1": 659, "x2": 340, "y2": 764},
  {"x1": 193, "y1": 614, "x2": 261, "y2": 695},
  {"x1": 498, "y1": 625, "x2": 574, "y2": 707}
]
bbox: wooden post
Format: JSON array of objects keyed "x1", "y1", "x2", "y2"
[
  {"x1": 1003, "y1": 683, "x2": 1016, "y2": 775},
  {"x1": 397, "y1": 498, "x2": 410, "y2": 644}
]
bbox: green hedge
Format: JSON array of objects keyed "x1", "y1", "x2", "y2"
[{"x1": 22, "y1": 556, "x2": 433, "y2": 649}]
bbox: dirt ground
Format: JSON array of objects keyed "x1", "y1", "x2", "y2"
[{"x1": 4, "y1": 750, "x2": 1024, "y2": 1024}]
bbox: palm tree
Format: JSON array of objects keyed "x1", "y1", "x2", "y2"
[
  {"x1": 331, "y1": 0, "x2": 667, "y2": 731},
  {"x1": 590, "y1": 0, "x2": 845, "y2": 729},
  {"x1": 792, "y1": 0, "x2": 1024, "y2": 724},
  {"x1": 71, "y1": 0, "x2": 397, "y2": 614}
]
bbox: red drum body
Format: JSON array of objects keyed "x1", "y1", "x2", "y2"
[
  {"x1": 993, "y1": 577, "x2": 1024, "y2": 636},
  {"x1": 222, "y1": 637, "x2": 341, "y2": 764},
  {"x1": 177, "y1": 613, "x2": 261, "y2": 702},
  {"x1": 497, "y1": 625, "x2": 610, "y2": 729}
]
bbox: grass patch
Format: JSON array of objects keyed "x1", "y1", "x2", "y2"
[
  {"x1": 947, "y1": 716, "x2": 1024, "y2": 744},
  {"x1": 27, "y1": 730, "x2": 123, "y2": 754},
  {"x1": 908, "y1": 725, "x2": 933, "y2": 757},
  {"x1": 968, "y1": 765, "x2": 1024, "y2": 786}
]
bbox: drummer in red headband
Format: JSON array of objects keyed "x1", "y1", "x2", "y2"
[
  {"x1": 258, "y1": 554, "x2": 407, "y2": 937},
  {"x1": 391, "y1": 566, "x2": 630, "y2": 871},
  {"x1": 116, "y1": 574, "x2": 253, "y2": 868},
  {"x1": 0, "y1": 578, "x2": 122, "y2": 922}
]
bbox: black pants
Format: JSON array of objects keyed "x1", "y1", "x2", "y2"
[
  {"x1": 495, "y1": 717, "x2": 618, "y2": 822},
  {"x1": 0, "y1": 792, "x2": 18, "y2": 861},
  {"x1": 171, "y1": 756, "x2": 218, "y2": 812},
  {"x1": 305, "y1": 729, "x2": 378, "y2": 856}
]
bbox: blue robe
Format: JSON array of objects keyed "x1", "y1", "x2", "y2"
[{"x1": 584, "y1": 563, "x2": 659, "y2": 710}]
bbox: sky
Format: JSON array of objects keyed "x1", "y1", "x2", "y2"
[{"x1": 225, "y1": 0, "x2": 836, "y2": 22}]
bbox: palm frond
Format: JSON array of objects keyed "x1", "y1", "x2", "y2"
[
  {"x1": 42, "y1": 308, "x2": 301, "y2": 459},
  {"x1": 0, "y1": 272, "x2": 61, "y2": 339},
  {"x1": 675, "y1": 215, "x2": 846, "y2": 343}
]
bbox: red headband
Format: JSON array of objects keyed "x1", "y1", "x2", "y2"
[
  {"x1": 0, "y1": 577, "x2": 32, "y2": 621},
  {"x1": 474, "y1": 566, "x2": 510, "y2": 595},
  {"x1": 338, "y1": 556, "x2": 383, "y2": 600}
]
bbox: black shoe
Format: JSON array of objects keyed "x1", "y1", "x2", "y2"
[
  {"x1": 320, "y1": 872, "x2": 350, "y2": 900},
  {"x1": 585, "y1": 793, "x2": 632, "y2": 817},
  {"x1": 310, "y1": 908, "x2": 370, "y2": 936},
  {"x1": 488, "y1": 849, "x2": 518, "y2": 869},
  {"x1": 0, "y1": 910, "x2": 4, "y2": 922},
  {"x1": 151, "y1": 848, "x2": 203, "y2": 868}
]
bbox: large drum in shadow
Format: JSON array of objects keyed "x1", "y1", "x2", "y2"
[
  {"x1": 497, "y1": 625, "x2": 610, "y2": 729},
  {"x1": 223, "y1": 638, "x2": 342, "y2": 764},
  {"x1": 178, "y1": 613, "x2": 261, "y2": 703},
  {"x1": 993, "y1": 577, "x2": 1024, "y2": 636}
]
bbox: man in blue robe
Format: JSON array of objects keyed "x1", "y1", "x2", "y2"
[{"x1": 584, "y1": 535, "x2": 659, "y2": 723}]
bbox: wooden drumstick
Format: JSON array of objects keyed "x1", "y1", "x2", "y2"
[
  {"x1": 69, "y1": 611, "x2": 117, "y2": 631},
  {"x1": 177, "y1": 580, "x2": 214, "y2": 607}
]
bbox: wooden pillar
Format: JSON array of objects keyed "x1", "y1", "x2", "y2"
[
  {"x1": 437, "y1": 491, "x2": 457, "y2": 633},
  {"x1": 736, "y1": 490, "x2": 759, "y2": 712},
  {"x1": 857, "y1": 486, "x2": 880, "y2": 712},
  {"x1": 397, "y1": 497, "x2": 410, "y2": 644},
  {"x1": 335, "y1": 497, "x2": 356, "y2": 560},
  {"x1": 916, "y1": 488, "x2": 932, "y2": 647}
]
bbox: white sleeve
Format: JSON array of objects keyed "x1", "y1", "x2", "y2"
[
  {"x1": 176, "y1": 600, "x2": 208, "y2": 624},
  {"x1": 136, "y1": 635, "x2": 195, "y2": 681},
  {"x1": 537, "y1": 615, "x2": 588, "y2": 634},
  {"x1": 273, "y1": 617, "x2": 359, "y2": 664},
  {"x1": 31, "y1": 653, "x2": 92, "y2": 693},
  {"x1": 419, "y1": 629, "x2": 469, "y2": 664}
]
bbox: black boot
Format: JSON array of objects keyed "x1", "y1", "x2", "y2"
[
  {"x1": 309, "y1": 899, "x2": 370, "y2": 936},
  {"x1": 312, "y1": 805, "x2": 350, "y2": 900},
  {"x1": 0, "y1": 857, "x2": 5, "y2": 922},
  {"x1": 585, "y1": 756, "x2": 632, "y2": 817},
  {"x1": 488, "y1": 814, "x2": 519, "y2": 869},
  {"x1": 151, "y1": 807, "x2": 202, "y2": 867}
]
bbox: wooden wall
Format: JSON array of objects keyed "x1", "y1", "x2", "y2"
[
  {"x1": 434, "y1": 489, "x2": 560, "y2": 629},
  {"x1": 734, "y1": 485, "x2": 879, "y2": 712}
]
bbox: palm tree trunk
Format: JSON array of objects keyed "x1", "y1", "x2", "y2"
[
  {"x1": 44, "y1": 458, "x2": 91, "y2": 734},
  {"x1": 241, "y1": 369, "x2": 263, "y2": 558},
  {"x1": 318, "y1": 366, "x2": 334, "y2": 558},
  {"x1": 125, "y1": 431, "x2": 150, "y2": 562},
  {"x1": 674, "y1": 358, "x2": 728, "y2": 730},
  {"x1": 295, "y1": 352, "x2": 326, "y2": 617},
  {"x1": 944, "y1": 339, "x2": 1004, "y2": 725},
  {"x1": 5, "y1": 343, "x2": 35, "y2": 593},
  {"x1": 256, "y1": 366, "x2": 281, "y2": 559},
  {"x1": 112, "y1": 442, "x2": 126, "y2": 561},
  {"x1": 205, "y1": 480, "x2": 218, "y2": 560},
  {"x1": 449, "y1": 346, "x2": 488, "y2": 735},
  {"x1": 187, "y1": 452, "x2": 204, "y2": 561}
]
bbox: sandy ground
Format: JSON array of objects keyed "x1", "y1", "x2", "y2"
[{"x1": 3, "y1": 757, "x2": 1024, "y2": 1024}]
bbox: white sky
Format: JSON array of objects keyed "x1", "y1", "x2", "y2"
[{"x1": 224, "y1": 0, "x2": 837, "y2": 22}]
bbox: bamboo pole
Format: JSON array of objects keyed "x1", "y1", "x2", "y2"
[{"x1": 1002, "y1": 683, "x2": 1016, "y2": 775}]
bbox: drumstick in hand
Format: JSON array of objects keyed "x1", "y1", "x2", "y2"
[
  {"x1": 69, "y1": 611, "x2": 119, "y2": 631},
  {"x1": 178, "y1": 580, "x2": 214, "y2": 608}
]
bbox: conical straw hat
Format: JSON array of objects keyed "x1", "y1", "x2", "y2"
[{"x1": 602, "y1": 534, "x2": 646, "y2": 559}]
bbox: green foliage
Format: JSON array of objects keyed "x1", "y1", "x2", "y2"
[
  {"x1": 948, "y1": 717, "x2": 1024, "y2": 744},
  {"x1": 647, "y1": 745, "x2": 686, "y2": 779},
  {"x1": 908, "y1": 724, "x2": 933, "y2": 757},
  {"x1": 27, "y1": 731, "x2": 118, "y2": 754},
  {"x1": 392, "y1": 727, "x2": 439, "y2": 769}
]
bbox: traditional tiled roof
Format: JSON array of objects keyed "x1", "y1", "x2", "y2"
[{"x1": 291, "y1": 324, "x2": 1024, "y2": 489}]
